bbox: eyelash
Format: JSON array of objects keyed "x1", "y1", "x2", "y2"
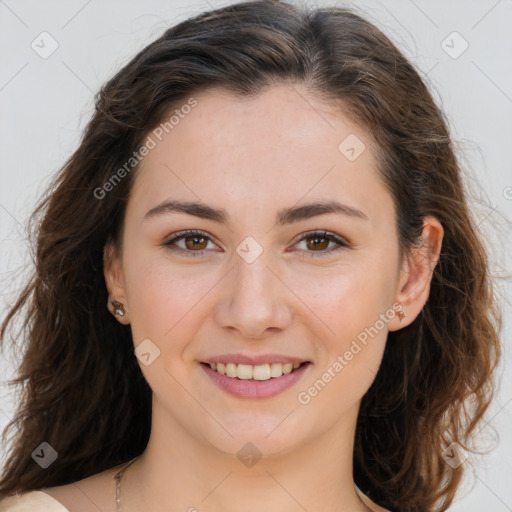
[{"x1": 162, "y1": 229, "x2": 349, "y2": 258}]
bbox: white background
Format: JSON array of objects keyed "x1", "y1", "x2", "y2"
[{"x1": 0, "y1": 1, "x2": 511, "y2": 510}]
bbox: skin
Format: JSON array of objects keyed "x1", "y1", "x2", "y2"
[{"x1": 42, "y1": 84, "x2": 443, "y2": 512}]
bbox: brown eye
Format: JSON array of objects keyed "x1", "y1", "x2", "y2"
[
  {"x1": 163, "y1": 230, "x2": 217, "y2": 256},
  {"x1": 293, "y1": 230, "x2": 349, "y2": 257},
  {"x1": 305, "y1": 235, "x2": 330, "y2": 251},
  {"x1": 184, "y1": 235, "x2": 208, "y2": 251}
]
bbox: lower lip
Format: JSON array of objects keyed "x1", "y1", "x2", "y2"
[{"x1": 200, "y1": 362, "x2": 311, "y2": 399}]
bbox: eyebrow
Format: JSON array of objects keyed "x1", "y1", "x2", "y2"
[{"x1": 144, "y1": 199, "x2": 368, "y2": 226}]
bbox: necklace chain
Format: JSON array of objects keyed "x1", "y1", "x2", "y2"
[
  {"x1": 114, "y1": 455, "x2": 373, "y2": 512},
  {"x1": 113, "y1": 456, "x2": 140, "y2": 512}
]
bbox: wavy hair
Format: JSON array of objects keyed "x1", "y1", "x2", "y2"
[{"x1": 0, "y1": 2, "x2": 501, "y2": 511}]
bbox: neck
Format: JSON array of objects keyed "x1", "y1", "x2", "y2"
[{"x1": 119, "y1": 397, "x2": 375, "y2": 512}]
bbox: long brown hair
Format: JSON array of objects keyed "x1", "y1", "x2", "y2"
[{"x1": 0, "y1": 2, "x2": 501, "y2": 511}]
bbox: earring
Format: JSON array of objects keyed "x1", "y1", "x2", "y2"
[
  {"x1": 397, "y1": 309, "x2": 406, "y2": 321},
  {"x1": 112, "y1": 300, "x2": 125, "y2": 317}
]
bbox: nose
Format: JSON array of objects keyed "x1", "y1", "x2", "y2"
[{"x1": 213, "y1": 250, "x2": 293, "y2": 339}]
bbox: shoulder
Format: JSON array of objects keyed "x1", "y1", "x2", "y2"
[
  {"x1": 0, "y1": 464, "x2": 122, "y2": 512},
  {"x1": 41, "y1": 464, "x2": 121, "y2": 512},
  {"x1": 0, "y1": 491, "x2": 70, "y2": 511}
]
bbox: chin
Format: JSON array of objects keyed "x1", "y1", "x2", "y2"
[{"x1": 198, "y1": 411, "x2": 310, "y2": 460}]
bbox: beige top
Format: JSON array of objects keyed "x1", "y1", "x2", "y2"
[{"x1": 0, "y1": 491, "x2": 70, "y2": 512}]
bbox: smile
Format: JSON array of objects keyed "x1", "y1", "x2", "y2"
[
  {"x1": 200, "y1": 361, "x2": 312, "y2": 399},
  {"x1": 205, "y1": 361, "x2": 306, "y2": 380}
]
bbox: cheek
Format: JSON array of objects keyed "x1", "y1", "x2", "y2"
[
  {"x1": 290, "y1": 255, "x2": 397, "y2": 339},
  {"x1": 290, "y1": 256, "x2": 397, "y2": 403},
  {"x1": 122, "y1": 247, "x2": 220, "y2": 351}
]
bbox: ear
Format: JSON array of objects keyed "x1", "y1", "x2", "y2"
[
  {"x1": 388, "y1": 216, "x2": 444, "y2": 331},
  {"x1": 103, "y1": 241, "x2": 130, "y2": 324}
]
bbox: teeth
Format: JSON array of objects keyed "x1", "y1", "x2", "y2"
[
  {"x1": 282, "y1": 363, "x2": 293, "y2": 374},
  {"x1": 237, "y1": 364, "x2": 254, "y2": 379},
  {"x1": 208, "y1": 362, "x2": 305, "y2": 380},
  {"x1": 226, "y1": 363, "x2": 237, "y2": 378},
  {"x1": 270, "y1": 363, "x2": 283, "y2": 378}
]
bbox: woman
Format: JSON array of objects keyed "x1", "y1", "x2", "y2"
[{"x1": 0, "y1": 1, "x2": 501, "y2": 511}]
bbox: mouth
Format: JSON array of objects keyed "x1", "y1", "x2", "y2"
[
  {"x1": 200, "y1": 361, "x2": 309, "y2": 381},
  {"x1": 199, "y1": 360, "x2": 312, "y2": 399}
]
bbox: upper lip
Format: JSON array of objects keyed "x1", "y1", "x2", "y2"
[{"x1": 201, "y1": 353, "x2": 310, "y2": 365}]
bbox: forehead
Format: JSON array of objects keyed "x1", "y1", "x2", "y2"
[
  {"x1": 130, "y1": 84, "x2": 394, "y2": 225},
  {"x1": 153, "y1": 84, "x2": 369, "y2": 154}
]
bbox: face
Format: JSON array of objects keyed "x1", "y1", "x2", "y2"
[{"x1": 106, "y1": 84, "x2": 410, "y2": 457}]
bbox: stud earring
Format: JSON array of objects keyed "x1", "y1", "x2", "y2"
[
  {"x1": 397, "y1": 309, "x2": 406, "y2": 321},
  {"x1": 112, "y1": 300, "x2": 125, "y2": 317}
]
